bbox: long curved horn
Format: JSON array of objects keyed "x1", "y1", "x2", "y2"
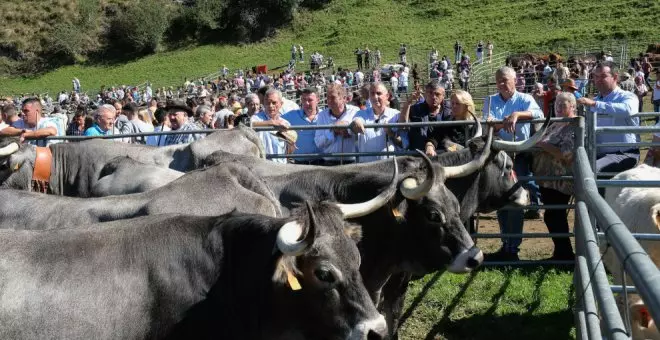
[
  {"x1": 0, "y1": 142, "x2": 19, "y2": 157},
  {"x1": 442, "y1": 126, "x2": 494, "y2": 179},
  {"x1": 469, "y1": 111, "x2": 482, "y2": 138},
  {"x1": 400, "y1": 150, "x2": 436, "y2": 200},
  {"x1": 491, "y1": 113, "x2": 551, "y2": 152},
  {"x1": 276, "y1": 201, "x2": 318, "y2": 256},
  {"x1": 336, "y1": 157, "x2": 399, "y2": 219}
]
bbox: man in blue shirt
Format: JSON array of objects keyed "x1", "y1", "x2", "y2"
[
  {"x1": 578, "y1": 62, "x2": 640, "y2": 175},
  {"x1": 484, "y1": 66, "x2": 545, "y2": 261},
  {"x1": 85, "y1": 104, "x2": 117, "y2": 137},
  {"x1": 282, "y1": 88, "x2": 322, "y2": 165}
]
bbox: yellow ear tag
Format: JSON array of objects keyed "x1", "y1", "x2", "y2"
[
  {"x1": 392, "y1": 207, "x2": 403, "y2": 218},
  {"x1": 286, "y1": 269, "x2": 302, "y2": 291},
  {"x1": 13, "y1": 163, "x2": 21, "y2": 171}
]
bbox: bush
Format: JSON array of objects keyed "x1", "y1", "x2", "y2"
[
  {"x1": 105, "y1": 0, "x2": 173, "y2": 56},
  {"x1": 220, "y1": 0, "x2": 301, "y2": 42},
  {"x1": 45, "y1": 0, "x2": 103, "y2": 64}
]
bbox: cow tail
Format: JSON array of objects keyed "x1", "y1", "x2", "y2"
[{"x1": 238, "y1": 125, "x2": 266, "y2": 159}]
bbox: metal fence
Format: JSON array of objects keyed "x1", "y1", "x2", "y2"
[{"x1": 38, "y1": 111, "x2": 660, "y2": 338}]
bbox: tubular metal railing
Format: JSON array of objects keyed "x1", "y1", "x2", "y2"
[{"x1": 30, "y1": 112, "x2": 660, "y2": 339}]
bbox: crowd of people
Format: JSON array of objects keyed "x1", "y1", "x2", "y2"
[{"x1": 2, "y1": 44, "x2": 659, "y2": 262}]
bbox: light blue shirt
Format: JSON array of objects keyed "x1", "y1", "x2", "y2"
[
  {"x1": 589, "y1": 87, "x2": 639, "y2": 155},
  {"x1": 483, "y1": 91, "x2": 543, "y2": 142},
  {"x1": 314, "y1": 105, "x2": 360, "y2": 161},
  {"x1": 281, "y1": 109, "x2": 320, "y2": 155},
  {"x1": 352, "y1": 107, "x2": 408, "y2": 163},
  {"x1": 251, "y1": 112, "x2": 291, "y2": 163}
]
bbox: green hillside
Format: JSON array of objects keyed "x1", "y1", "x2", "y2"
[{"x1": 1, "y1": 0, "x2": 658, "y2": 95}]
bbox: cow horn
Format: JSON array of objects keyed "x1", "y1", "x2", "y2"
[
  {"x1": 442, "y1": 126, "x2": 494, "y2": 179},
  {"x1": 276, "y1": 201, "x2": 318, "y2": 256},
  {"x1": 469, "y1": 111, "x2": 482, "y2": 138},
  {"x1": 400, "y1": 150, "x2": 436, "y2": 200},
  {"x1": 0, "y1": 142, "x2": 19, "y2": 157},
  {"x1": 491, "y1": 113, "x2": 551, "y2": 152},
  {"x1": 336, "y1": 157, "x2": 399, "y2": 219}
]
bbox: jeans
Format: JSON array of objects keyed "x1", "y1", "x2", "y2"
[
  {"x1": 496, "y1": 153, "x2": 541, "y2": 254},
  {"x1": 596, "y1": 150, "x2": 640, "y2": 195},
  {"x1": 654, "y1": 100, "x2": 660, "y2": 124}
]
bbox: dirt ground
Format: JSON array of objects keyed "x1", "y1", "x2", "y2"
[{"x1": 475, "y1": 210, "x2": 576, "y2": 260}]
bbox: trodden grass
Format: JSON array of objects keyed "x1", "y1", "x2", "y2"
[{"x1": 399, "y1": 267, "x2": 575, "y2": 339}]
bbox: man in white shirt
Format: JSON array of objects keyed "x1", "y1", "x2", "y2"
[
  {"x1": 398, "y1": 68, "x2": 409, "y2": 93},
  {"x1": 251, "y1": 89, "x2": 292, "y2": 163},
  {"x1": 314, "y1": 83, "x2": 360, "y2": 165},
  {"x1": 20, "y1": 98, "x2": 63, "y2": 146}
]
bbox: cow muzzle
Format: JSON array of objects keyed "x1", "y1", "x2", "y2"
[
  {"x1": 448, "y1": 246, "x2": 484, "y2": 273},
  {"x1": 512, "y1": 187, "x2": 530, "y2": 206},
  {"x1": 348, "y1": 314, "x2": 387, "y2": 340}
]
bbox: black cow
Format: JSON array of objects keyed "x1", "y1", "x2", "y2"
[
  {"x1": 0, "y1": 126, "x2": 264, "y2": 197},
  {"x1": 0, "y1": 202, "x2": 387, "y2": 339}
]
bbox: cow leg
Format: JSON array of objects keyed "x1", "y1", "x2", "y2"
[{"x1": 379, "y1": 272, "x2": 413, "y2": 340}]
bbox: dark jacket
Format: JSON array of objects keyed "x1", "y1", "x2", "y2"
[{"x1": 407, "y1": 99, "x2": 452, "y2": 151}]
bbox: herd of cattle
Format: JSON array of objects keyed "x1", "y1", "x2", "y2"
[{"x1": 0, "y1": 114, "x2": 656, "y2": 339}]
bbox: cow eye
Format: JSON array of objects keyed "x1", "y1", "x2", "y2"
[
  {"x1": 427, "y1": 211, "x2": 445, "y2": 223},
  {"x1": 314, "y1": 268, "x2": 336, "y2": 285}
]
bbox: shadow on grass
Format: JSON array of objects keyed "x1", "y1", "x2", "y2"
[
  {"x1": 428, "y1": 310, "x2": 574, "y2": 340},
  {"x1": 403, "y1": 266, "x2": 574, "y2": 340}
]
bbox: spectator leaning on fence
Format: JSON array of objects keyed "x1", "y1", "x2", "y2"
[
  {"x1": 251, "y1": 88, "x2": 293, "y2": 164},
  {"x1": 577, "y1": 61, "x2": 640, "y2": 176},
  {"x1": 84, "y1": 104, "x2": 117, "y2": 137},
  {"x1": 483, "y1": 66, "x2": 544, "y2": 261},
  {"x1": 314, "y1": 83, "x2": 360, "y2": 165},
  {"x1": 399, "y1": 80, "x2": 452, "y2": 152},
  {"x1": 282, "y1": 87, "x2": 322, "y2": 165},
  {"x1": 532, "y1": 92, "x2": 577, "y2": 261},
  {"x1": 20, "y1": 97, "x2": 63, "y2": 146},
  {"x1": 163, "y1": 100, "x2": 200, "y2": 146},
  {"x1": 424, "y1": 89, "x2": 476, "y2": 156},
  {"x1": 349, "y1": 82, "x2": 407, "y2": 163}
]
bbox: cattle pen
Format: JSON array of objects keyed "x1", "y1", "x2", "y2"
[{"x1": 38, "y1": 113, "x2": 660, "y2": 339}]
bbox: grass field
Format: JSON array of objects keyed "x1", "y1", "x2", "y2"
[
  {"x1": 399, "y1": 267, "x2": 575, "y2": 339},
  {"x1": 1, "y1": 0, "x2": 658, "y2": 95}
]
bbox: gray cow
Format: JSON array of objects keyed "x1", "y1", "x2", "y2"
[
  {"x1": 0, "y1": 200, "x2": 392, "y2": 340},
  {"x1": 0, "y1": 125, "x2": 264, "y2": 197},
  {"x1": 91, "y1": 156, "x2": 183, "y2": 196},
  {"x1": 0, "y1": 162, "x2": 283, "y2": 229}
]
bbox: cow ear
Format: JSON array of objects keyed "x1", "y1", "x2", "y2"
[
  {"x1": 344, "y1": 223, "x2": 363, "y2": 243},
  {"x1": 652, "y1": 204, "x2": 660, "y2": 231}
]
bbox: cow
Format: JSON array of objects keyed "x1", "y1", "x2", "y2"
[
  {"x1": 203, "y1": 116, "x2": 549, "y2": 338},
  {"x1": 0, "y1": 125, "x2": 264, "y2": 197},
  {"x1": 91, "y1": 156, "x2": 184, "y2": 196},
  {"x1": 0, "y1": 199, "x2": 393, "y2": 339},
  {"x1": 0, "y1": 158, "x2": 400, "y2": 230},
  {"x1": 0, "y1": 162, "x2": 284, "y2": 229},
  {"x1": 603, "y1": 164, "x2": 660, "y2": 340}
]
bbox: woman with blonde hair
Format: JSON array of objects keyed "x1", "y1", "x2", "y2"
[{"x1": 424, "y1": 89, "x2": 477, "y2": 156}]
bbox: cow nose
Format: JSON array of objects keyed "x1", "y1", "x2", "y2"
[
  {"x1": 357, "y1": 314, "x2": 387, "y2": 340},
  {"x1": 367, "y1": 329, "x2": 385, "y2": 340},
  {"x1": 467, "y1": 246, "x2": 484, "y2": 269}
]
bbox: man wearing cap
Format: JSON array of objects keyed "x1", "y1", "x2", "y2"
[
  {"x1": 562, "y1": 79, "x2": 583, "y2": 99},
  {"x1": 163, "y1": 100, "x2": 201, "y2": 146},
  {"x1": 577, "y1": 61, "x2": 639, "y2": 176},
  {"x1": 604, "y1": 51, "x2": 614, "y2": 62},
  {"x1": 618, "y1": 72, "x2": 635, "y2": 92}
]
